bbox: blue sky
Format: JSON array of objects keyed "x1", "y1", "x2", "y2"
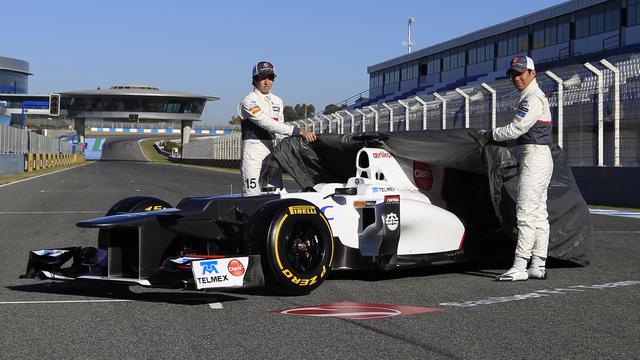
[{"x1": 2, "y1": 0, "x2": 565, "y2": 126}]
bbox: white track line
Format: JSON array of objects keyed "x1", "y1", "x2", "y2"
[
  {"x1": 208, "y1": 302, "x2": 224, "y2": 310},
  {"x1": 137, "y1": 139, "x2": 152, "y2": 162},
  {"x1": 0, "y1": 163, "x2": 91, "y2": 189},
  {"x1": 0, "y1": 299, "x2": 132, "y2": 305}
]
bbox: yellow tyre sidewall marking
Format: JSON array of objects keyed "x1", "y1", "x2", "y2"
[{"x1": 273, "y1": 209, "x2": 335, "y2": 277}]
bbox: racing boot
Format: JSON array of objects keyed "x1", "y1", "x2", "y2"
[
  {"x1": 528, "y1": 256, "x2": 547, "y2": 280},
  {"x1": 496, "y1": 256, "x2": 529, "y2": 281}
]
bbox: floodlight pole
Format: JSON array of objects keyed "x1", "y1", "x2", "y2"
[
  {"x1": 600, "y1": 58, "x2": 620, "y2": 167},
  {"x1": 397, "y1": 99, "x2": 410, "y2": 131},
  {"x1": 367, "y1": 106, "x2": 379, "y2": 132},
  {"x1": 584, "y1": 62, "x2": 604, "y2": 167},
  {"x1": 414, "y1": 96, "x2": 427, "y2": 130},
  {"x1": 481, "y1": 83, "x2": 496, "y2": 129},
  {"x1": 342, "y1": 110, "x2": 355, "y2": 134},
  {"x1": 332, "y1": 113, "x2": 343, "y2": 134},
  {"x1": 455, "y1": 88, "x2": 470, "y2": 128},
  {"x1": 433, "y1": 92, "x2": 446, "y2": 129},
  {"x1": 322, "y1": 115, "x2": 333, "y2": 134},
  {"x1": 382, "y1": 103, "x2": 393, "y2": 132},
  {"x1": 356, "y1": 109, "x2": 367, "y2": 132},
  {"x1": 545, "y1": 70, "x2": 564, "y2": 149}
]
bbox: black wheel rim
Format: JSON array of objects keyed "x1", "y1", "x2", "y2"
[{"x1": 282, "y1": 222, "x2": 325, "y2": 273}]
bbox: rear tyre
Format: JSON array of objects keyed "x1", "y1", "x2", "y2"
[{"x1": 248, "y1": 199, "x2": 334, "y2": 295}]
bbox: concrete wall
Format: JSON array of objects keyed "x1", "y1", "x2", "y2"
[
  {"x1": 572, "y1": 166, "x2": 640, "y2": 208},
  {"x1": 0, "y1": 154, "x2": 24, "y2": 175}
]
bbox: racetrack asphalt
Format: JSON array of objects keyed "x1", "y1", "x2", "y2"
[{"x1": 0, "y1": 138, "x2": 638, "y2": 359}]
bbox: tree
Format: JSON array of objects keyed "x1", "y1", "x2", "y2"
[
  {"x1": 283, "y1": 106, "x2": 297, "y2": 122},
  {"x1": 229, "y1": 115, "x2": 242, "y2": 125},
  {"x1": 284, "y1": 103, "x2": 316, "y2": 122},
  {"x1": 323, "y1": 103, "x2": 345, "y2": 115},
  {"x1": 294, "y1": 103, "x2": 315, "y2": 120}
]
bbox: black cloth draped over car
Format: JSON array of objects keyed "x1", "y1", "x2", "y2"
[{"x1": 266, "y1": 129, "x2": 592, "y2": 266}]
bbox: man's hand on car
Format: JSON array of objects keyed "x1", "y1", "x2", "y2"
[{"x1": 300, "y1": 128, "x2": 317, "y2": 142}]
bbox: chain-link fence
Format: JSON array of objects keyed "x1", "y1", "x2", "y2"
[{"x1": 183, "y1": 54, "x2": 640, "y2": 167}]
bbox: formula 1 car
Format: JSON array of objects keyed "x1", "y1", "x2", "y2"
[{"x1": 23, "y1": 142, "x2": 466, "y2": 295}]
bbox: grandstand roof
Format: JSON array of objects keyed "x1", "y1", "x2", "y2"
[{"x1": 368, "y1": 0, "x2": 607, "y2": 74}]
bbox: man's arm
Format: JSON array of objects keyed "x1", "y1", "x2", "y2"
[
  {"x1": 487, "y1": 96, "x2": 543, "y2": 142},
  {"x1": 239, "y1": 96, "x2": 299, "y2": 136}
]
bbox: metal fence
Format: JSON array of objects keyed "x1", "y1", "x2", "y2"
[
  {"x1": 183, "y1": 54, "x2": 640, "y2": 167},
  {"x1": 0, "y1": 124, "x2": 73, "y2": 154},
  {"x1": 182, "y1": 134, "x2": 241, "y2": 160}
]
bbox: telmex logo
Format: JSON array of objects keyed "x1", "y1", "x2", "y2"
[
  {"x1": 372, "y1": 151, "x2": 392, "y2": 159},
  {"x1": 200, "y1": 260, "x2": 219, "y2": 275},
  {"x1": 289, "y1": 205, "x2": 317, "y2": 215}
]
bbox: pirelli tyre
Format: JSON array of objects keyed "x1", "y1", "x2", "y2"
[{"x1": 248, "y1": 199, "x2": 334, "y2": 296}]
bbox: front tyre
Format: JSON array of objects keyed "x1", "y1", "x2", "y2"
[{"x1": 250, "y1": 200, "x2": 334, "y2": 295}]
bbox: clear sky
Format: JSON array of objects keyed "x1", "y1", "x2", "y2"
[{"x1": 2, "y1": 0, "x2": 566, "y2": 126}]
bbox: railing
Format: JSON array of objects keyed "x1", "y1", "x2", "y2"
[{"x1": 182, "y1": 54, "x2": 640, "y2": 167}]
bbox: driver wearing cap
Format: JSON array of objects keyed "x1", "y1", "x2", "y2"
[
  {"x1": 479, "y1": 55, "x2": 554, "y2": 281},
  {"x1": 238, "y1": 61, "x2": 316, "y2": 195}
]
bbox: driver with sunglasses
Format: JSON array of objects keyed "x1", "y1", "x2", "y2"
[{"x1": 238, "y1": 60, "x2": 316, "y2": 195}]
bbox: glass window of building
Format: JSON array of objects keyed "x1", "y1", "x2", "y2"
[
  {"x1": 468, "y1": 43, "x2": 477, "y2": 65},
  {"x1": 604, "y1": 0, "x2": 620, "y2": 32},
  {"x1": 576, "y1": 9, "x2": 590, "y2": 38},
  {"x1": 478, "y1": 39, "x2": 487, "y2": 62},
  {"x1": 427, "y1": 57, "x2": 440, "y2": 74},
  {"x1": 630, "y1": 0, "x2": 640, "y2": 26},
  {"x1": 589, "y1": 4, "x2": 605, "y2": 35},
  {"x1": 484, "y1": 38, "x2": 495, "y2": 61},
  {"x1": 401, "y1": 61, "x2": 419, "y2": 80},
  {"x1": 576, "y1": 2, "x2": 619, "y2": 38},
  {"x1": 418, "y1": 61, "x2": 428, "y2": 76},
  {"x1": 498, "y1": 33, "x2": 508, "y2": 57},
  {"x1": 518, "y1": 28, "x2": 529, "y2": 52},
  {"x1": 557, "y1": 15, "x2": 570, "y2": 43},
  {"x1": 533, "y1": 22, "x2": 545, "y2": 48},
  {"x1": 545, "y1": 18, "x2": 557, "y2": 46}
]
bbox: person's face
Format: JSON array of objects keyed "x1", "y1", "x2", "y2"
[
  {"x1": 254, "y1": 74, "x2": 275, "y2": 94},
  {"x1": 510, "y1": 69, "x2": 535, "y2": 91}
]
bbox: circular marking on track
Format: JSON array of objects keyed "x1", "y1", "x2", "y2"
[{"x1": 272, "y1": 302, "x2": 442, "y2": 320}]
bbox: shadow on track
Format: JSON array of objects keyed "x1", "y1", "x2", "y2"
[{"x1": 7, "y1": 282, "x2": 247, "y2": 305}]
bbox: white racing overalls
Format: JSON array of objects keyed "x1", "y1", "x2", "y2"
[
  {"x1": 489, "y1": 78, "x2": 554, "y2": 259},
  {"x1": 238, "y1": 89, "x2": 300, "y2": 195}
]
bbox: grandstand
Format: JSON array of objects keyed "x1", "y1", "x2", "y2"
[{"x1": 183, "y1": 0, "x2": 640, "y2": 206}]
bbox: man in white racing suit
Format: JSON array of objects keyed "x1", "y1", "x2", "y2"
[
  {"x1": 238, "y1": 61, "x2": 316, "y2": 195},
  {"x1": 479, "y1": 56, "x2": 554, "y2": 281}
]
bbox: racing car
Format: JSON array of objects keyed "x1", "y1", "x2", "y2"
[{"x1": 23, "y1": 144, "x2": 465, "y2": 295}]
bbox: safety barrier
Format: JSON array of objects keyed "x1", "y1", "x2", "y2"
[{"x1": 0, "y1": 124, "x2": 74, "y2": 155}]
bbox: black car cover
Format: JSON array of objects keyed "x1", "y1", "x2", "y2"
[{"x1": 267, "y1": 129, "x2": 592, "y2": 266}]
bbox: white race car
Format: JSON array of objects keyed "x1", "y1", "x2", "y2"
[{"x1": 24, "y1": 145, "x2": 465, "y2": 295}]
